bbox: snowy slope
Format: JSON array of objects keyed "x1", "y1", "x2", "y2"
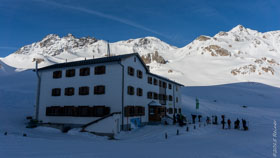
[
  {"x1": 0, "y1": 70, "x2": 279, "y2": 158},
  {"x1": 1, "y1": 25, "x2": 280, "y2": 87},
  {"x1": 0, "y1": 59, "x2": 20, "y2": 76}
]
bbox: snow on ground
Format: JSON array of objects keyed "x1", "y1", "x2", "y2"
[{"x1": 0, "y1": 70, "x2": 279, "y2": 158}]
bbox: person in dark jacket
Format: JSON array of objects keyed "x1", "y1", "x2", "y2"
[
  {"x1": 206, "y1": 116, "x2": 210, "y2": 124},
  {"x1": 234, "y1": 119, "x2": 240, "y2": 129},
  {"x1": 192, "y1": 115, "x2": 197, "y2": 124},
  {"x1": 198, "y1": 115, "x2": 202, "y2": 122},
  {"x1": 214, "y1": 116, "x2": 218, "y2": 125},
  {"x1": 227, "y1": 119, "x2": 231, "y2": 129},
  {"x1": 242, "y1": 119, "x2": 248, "y2": 131},
  {"x1": 221, "y1": 119, "x2": 225, "y2": 129}
]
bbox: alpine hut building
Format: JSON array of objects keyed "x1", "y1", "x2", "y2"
[{"x1": 34, "y1": 53, "x2": 183, "y2": 136}]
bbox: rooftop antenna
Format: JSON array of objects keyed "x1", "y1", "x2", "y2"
[{"x1": 107, "y1": 40, "x2": 111, "y2": 57}]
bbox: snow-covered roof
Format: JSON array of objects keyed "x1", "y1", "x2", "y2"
[
  {"x1": 148, "y1": 101, "x2": 162, "y2": 106},
  {"x1": 37, "y1": 53, "x2": 184, "y2": 86}
]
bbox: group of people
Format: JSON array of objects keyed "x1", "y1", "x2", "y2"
[
  {"x1": 220, "y1": 115, "x2": 249, "y2": 131},
  {"x1": 173, "y1": 114, "x2": 249, "y2": 131}
]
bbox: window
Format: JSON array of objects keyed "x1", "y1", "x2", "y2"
[
  {"x1": 66, "y1": 69, "x2": 75, "y2": 77},
  {"x1": 64, "y1": 106, "x2": 76, "y2": 116},
  {"x1": 46, "y1": 106, "x2": 63, "y2": 116},
  {"x1": 159, "y1": 80, "x2": 162, "y2": 87},
  {"x1": 94, "y1": 106, "x2": 110, "y2": 117},
  {"x1": 94, "y1": 85, "x2": 105, "y2": 95},
  {"x1": 138, "y1": 106, "x2": 145, "y2": 116},
  {"x1": 176, "y1": 97, "x2": 179, "y2": 103},
  {"x1": 163, "y1": 82, "x2": 167, "y2": 88},
  {"x1": 168, "y1": 108, "x2": 173, "y2": 114},
  {"x1": 46, "y1": 107, "x2": 53, "y2": 116},
  {"x1": 65, "y1": 87, "x2": 74, "y2": 96},
  {"x1": 135, "y1": 106, "x2": 145, "y2": 116},
  {"x1": 176, "y1": 86, "x2": 178, "y2": 91},
  {"x1": 52, "y1": 88, "x2": 61, "y2": 96},
  {"x1": 77, "y1": 106, "x2": 90, "y2": 117},
  {"x1": 53, "y1": 71, "x2": 62, "y2": 79},
  {"x1": 95, "y1": 66, "x2": 106, "y2": 75},
  {"x1": 124, "y1": 106, "x2": 144, "y2": 117},
  {"x1": 137, "y1": 88, "x2": 143, "y2": 96},
  {"x1": 169, "y1": 95, "x2": 173, "y2": 101},
  {"x1": 174, "y1": 108, "x2": 177, "y2": 113},
  {"x1": 178, "y1": 108, "x2": 181, "y2": 114},
  {"x1": 89, "y1": 106, "x2": 110, "y2": 117},
  {"x1": 148, "y1": 77, "x2": 152, "y2": 84},
  {"x1": 168, "y1": 84, "x2": 172, "y2": 89},
  {"x1": 80, "y1": 67, "x2": 90, "y2": 76},
  {"x1": 79, "y1": 86, "x2": 89, "y2": 95},
  {"x1": 153, "y1": 78, "x2": 158, "y2": 85},
  {"x1": 153, "y1": 92, "x2": 158, "y2": 100},
  {"x1": 137, "y1": 70, "x2": 143, "y2": 79},
  {"x1": 124, "y1": 106, "x2": 134, "y2": 117},
  {"x1": 128, "y1": 66, "x2": 134, "y2": 76},
  {"x1": 147, "y1": 92, "x2": 153, "y2": 99},
  {"x1": 159, "y1": 94, "x2": 167, "y2": 105},
  {"x1": 46, "y1": 106, "x2": 110, "y2": 117},
  {"x1": 127, "y1": 86, "x2": 134, "y2": 95}
]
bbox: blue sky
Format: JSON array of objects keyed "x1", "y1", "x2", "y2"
[{"x1": 0, "y1": 0, "x2": 279, "y2": 57}]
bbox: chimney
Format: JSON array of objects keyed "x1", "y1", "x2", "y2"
[{"x1": 107, "y1": 41, "x2": 111, "y2": 57}]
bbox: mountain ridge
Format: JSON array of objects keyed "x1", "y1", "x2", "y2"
[{"x1": 1, "y1": 25, "x2": 280, "y2": 87}]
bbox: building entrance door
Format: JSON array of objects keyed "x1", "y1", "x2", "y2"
[{"x1": 149, "y1": 106, "x2": 165, "y2": 122}]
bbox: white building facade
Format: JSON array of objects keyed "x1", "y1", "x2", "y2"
[{"x1": 35, "y1": 53, "x2": 183, "y2": 135}]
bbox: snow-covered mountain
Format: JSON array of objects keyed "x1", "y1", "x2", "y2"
[{"x1": 1, "y1": 25, "x2": 280, "y2": 87}]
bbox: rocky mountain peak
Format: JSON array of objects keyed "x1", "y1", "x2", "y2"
[
  {"x1": 229, "y1": 24, "x2": 247, "y2": 33},
  {"x1": 42, "y1": 34, "x2": 60, "y2": 41}
]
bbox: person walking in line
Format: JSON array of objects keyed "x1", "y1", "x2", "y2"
[
  {"x1": 227, "y1": 119, "x2": 231, "y2": 129},
  {"x1": 234, "y1": 119, "x2": 240, "y2": 129},
  {"x1": 214, "y1": 116, "x2": 218, "y2": 125},
  {"x1": 221, "y1": 118, "x2": 225, "y2": 129},
  {"x1": 242, "y1": 119, "x2": 248, "y2": 131},
  {"x1": 206, "y1": 116, "x2": 210, "y2": 124}
]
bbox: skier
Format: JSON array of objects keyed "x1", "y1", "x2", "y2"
[
  {"x1": 234, "y1": 119, "x2": 240, "y2": 129},
  {"x1": 227, "y1": 119, "x2": 231, "y2": 129},
  {"x1": 176, "y1": 113, "x2": 180, "y2": 123},
  {"x1": 191, "y1": 114, "x2": 197, "y2": 124},
  {"x1": 198, "y1": 115, "x2": 202, "y2": 122},
  {"x1": 221, "y1": 118, "x2": 225, "y2": 129},
  {"x1": 206, "y1": 116, "x2": 210, "y2": 124},
  {"x1": 214, "y1": 116, "x2": 218, "y2": 125},
  {"x1": 242, "y1": 119, "x2": 248, "y2": 131}
]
